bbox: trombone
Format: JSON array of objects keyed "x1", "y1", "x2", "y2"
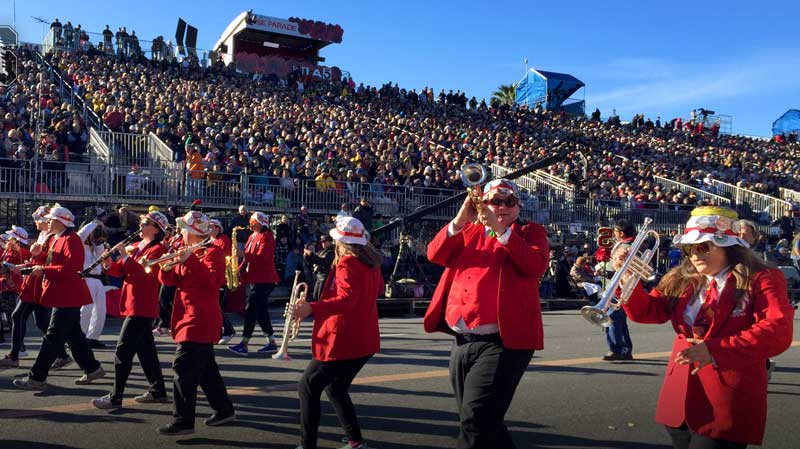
[
  {"x1": 580, "y1": 217, "x2": 660, "y2": 327},
  {"x1": 140, "y1": 238, "x2": 212, "y2": 273}
]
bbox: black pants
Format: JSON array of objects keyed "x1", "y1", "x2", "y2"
[
  {"x1": 156, "y1": 285, "x2": 176, "y2": 329},
  {"x1": 666, "y1": 424, "x2": 748, "y2": 449},
  {"x1": 242, "y1": 283, "x2": 275, "y2": 339},
  {"x1": 111, "y1": 316, "x2": 166, "y2": 401},
  {"x1": 298, "y1": 356, "x2": 372, "y2": 449},
  {"x1": 172, "y1": 342, "x2": 234, "y2": 428},
  {"x1": 9, "y1": 301, "x2": 51, "y2": 360},
  {"x1": 218, "y1": 288, "x2": 234, "y2": 337},
  {"x1": 450, "y1": 334, "x2": 534, "y2": 449},
  {"x1": 312, "y1": 274, "x2": 327, "y2": 302},
  {"x1": 30, "y1": 307, "x2": 101, "y2": 382}
]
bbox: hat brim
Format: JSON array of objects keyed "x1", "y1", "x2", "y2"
[
  {"x1": 176, "y1": 218, "x2": 209, "y2": 236},
  {"x1": 43, "y1": 214, "x2": 75, "y2": 227},
  {"x1": 673, "y1": 230, "x2": 749, "y2": 249},
  {"x1": 329, "y1": 228, "x2": 368, "y2": 245}
]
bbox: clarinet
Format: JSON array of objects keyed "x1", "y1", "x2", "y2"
[{"x1": 79, "y1": 232, "x2": 140, "y2": 278}]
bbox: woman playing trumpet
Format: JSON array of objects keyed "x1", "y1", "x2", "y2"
[
  {"x1": 617, "y1": 207, "x2": 794, "y2": 448},
  {"x1": 91, "y1": 211, "x2": 170, "y2": 409},
  {"x1": 293, "y1": 216, "x2": 382, "y2": 449}
]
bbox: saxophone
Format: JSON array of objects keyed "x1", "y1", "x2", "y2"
[
  {"x1": 225, "y1": 226, "x2": 246, "y2": 291},
  {"x1": 273, "y1": 270, "x2": 307, "y2": 361}
]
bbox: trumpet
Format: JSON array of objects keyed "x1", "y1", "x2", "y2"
[
  {"x1": 460, "y1": 162, "x2": 489, "y2": 214},
  {"x1": 580, "y1": 217, "x2": 660, "y2": 327},
  {"x1": 140, "y1": 238, "x2": 212, "y2": 273},
  {"x1": 272, "y1": 271, "x2": 307, "y2": 361},
  {"x1": 80, "y1": 232, "x2": 140, "y2": 278}
]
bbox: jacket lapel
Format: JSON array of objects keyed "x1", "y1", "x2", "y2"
[
  {"x1": 672, "y1": 287, "x2": 694, "y2": 337},
  {"x1": 707, "y1": 278, "x2": 737, "y2": 337}
]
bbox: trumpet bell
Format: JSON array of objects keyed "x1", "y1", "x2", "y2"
[
  {"x1": 580, "y1": 305, "x2": 612, "y2": 327},
  {"x1": 460, "y1": 163, "x2": 488, "y2": 187},
  {"x1": 271, "y1": 348, "x2": 290, "y2": 361}
]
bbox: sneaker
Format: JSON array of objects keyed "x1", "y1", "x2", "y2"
[
  {"x1": 204, "y1": 411, "x2": 236, "y2": 426},
  {"x1": 157, "y1": 422, "x2": 195, "y2": 436},
  {"x1": 339, "y1": 441, "x2": 369, "y2": 449},
  {"x1": 0, "y1": 354, "x2": 19, "y2": 368},
  {"x1": 75, "y1": 366, "x2": 106, "y2": 385},
  {"x1": 256, "y1": 341, "x2": 278, "y2": 353},
  {"x1": 767, "y1": 359, "x2": 777, "y2": 381},
  {"x1": 87, "y1": 339, "x2": 106, "y2": 349},
  {"x1": 51, "y1": 356, "x2": 74, "y2": 370},
  {"x1": 602, "y1": 352, "x2": 623, "y2": 361},
  {"x1": 217, "y1": 335, "x2": 233, "y2": 345},
  {"x1": 92, "y1": 394, "x2": 122, "y2": 410},
  {"x1": 228, "y1": 342, "x2": 248, "y2": 356},
  {"x1": 18, "y1": 350, "x2": 28, "y2": 358},
  {"x1": 13, "y1": 376, "x2": 47, "y2": 391},
  {"x1": 152, "y1": 327, "x2": 168, "y2": 337},
  {"x1": 134, "y1": 391, "x2": 170, "y2": 404}
]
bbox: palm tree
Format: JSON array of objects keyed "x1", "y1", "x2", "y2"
[{"x1": 491, "y1": 84, "x2": 517, "y2": 106}]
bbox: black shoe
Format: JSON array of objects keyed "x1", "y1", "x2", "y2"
[
  {"x1": 602, "y1": 352, "x2": 623, "y2": 361},
  {"x1": 622, "y1": 353, "x2": 634, "y2": 361},
  {"x1": 87, "y1": 339, "x2": 106, "y2": 349},
  {"x1": 157, "y1": 423, "x2": 195, "y2": 436},
  {"x1": 204, "y1": 410, "x2": 236, "y2": 426}
]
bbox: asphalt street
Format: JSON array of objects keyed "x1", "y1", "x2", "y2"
[{"x1": 0, "y1": 307, "x2": 798, "y2": 449}]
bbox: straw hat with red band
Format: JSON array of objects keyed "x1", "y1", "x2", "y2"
[
  {"x1": 481, "y1": 178, "x2": 520, "y2": 200},
  {"x1": 250, "y1": 211, "x2": 270, "y2": 228},
  {"x1": 176, "y1": 211, "x2": 211, "y2": 236},
  {"x1": 672, "y1": 206, "x2": 749, "y2": 248},
  {"x1": 329, "y1": 216, "x2": 368, "y2": 245},
  {"x1": 5, "y1": 225, "x2": 29, "y2": 245},
  {"x1": 141, "y1": 211, "x2": 169, "y2": 233},
  {"x1": 32, "y1": 205, "x2": 50, "y2": 223},
  {"x1": 209, "y1": 219, "x2": 223, "y2": 231},
  {"x1": 44, "y1": 206, "x2": 76, "y2": 228}
]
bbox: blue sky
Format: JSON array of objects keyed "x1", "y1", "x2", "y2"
[{"x1": 3, "y1": 0, "x2": 798, "y2": 137}]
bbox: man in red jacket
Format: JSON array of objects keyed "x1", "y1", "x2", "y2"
[
  {"x1": 209, "y1": 219, "x2": 235, "y2": 344},
  {"x1": 228, "y1": 211, "x2": 280, "y2": 355},
  {"x1": 13, "y1": 206, "x2": 105, "y2": 390},
  {"x1": 157, "y1": 211, "x2": 235, "y2": 435},
  {"x1": 424, "y1": 179, "x2": 549, "y2": 449},
  {"x1": 92, "y1": 211, "x2": 170, "y2": 409}
]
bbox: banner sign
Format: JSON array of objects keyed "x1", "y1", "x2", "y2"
[{"x1": 245, "y1": 13, "x2": 343, "y2": 43}]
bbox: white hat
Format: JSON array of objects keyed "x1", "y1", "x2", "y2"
[
  {"x1": 330, "y1": 216, "x2": 368, "y2": 245},
  {"x1": 44, "y1": 206, "x2": 76, "y2": 228},
  {"x1": 209, "y1": 219, "x2": 223, "y2": 230},
  {"x1": 141, "y1": 211, "x2": 169, "y2": 232},
  {"x1": 672, "y1": 206, "x2": 749, "y2": 248},
  {"x1": 176, "y1": 211, "x2": 211, "y2": 236},
  {"x1": 481, "y1": 178, "x2": 520, "y2": 199},
  {"x1": 32, "y1": 205, "x2": 50, "y2": 222},
  {"x1": 5, "y1": 225, "x2": 29, "y2": 245},
  {"x1": 250, "y1": 211, "x2": 270, "y2": 227}
]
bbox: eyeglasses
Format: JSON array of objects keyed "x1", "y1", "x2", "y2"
[
  {"x1": 681, "y1": 242, "x2": 713, "y2": 257},
  {"x1": 483, "y1": 197, "x2": 519, "y2": 208}
]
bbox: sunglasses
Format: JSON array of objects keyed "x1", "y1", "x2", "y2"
[
  {"x1": 681, "y1": 242, "x2": 713, "y2": 256},
  {"x1": 483, "y1": 197, "x2": 519, "y2": 208}
]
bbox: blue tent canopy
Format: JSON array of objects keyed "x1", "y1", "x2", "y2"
[
  {"x1": 772, "y1": 109, "x2": 800, "y2": 136},
  {"x1": 515, "y1": 68, "x2": 585, "y2": 113}
]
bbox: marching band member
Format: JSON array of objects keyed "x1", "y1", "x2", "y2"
[
  {"x1": 293, "y1": 217, "x2": 382, "y2": 449},
  {"x1": 77, "y1": 220, "x2": 109, "y2": 349},
  {"x1": 0, "y1": 227, "x2": 31, "y2": 345},
  {"x1": 618, "y1": 207, "x2": 794, "y2": 449},
  {"x1": 424, "y1": 179, "x2": 549, "y2": 449},
  {"x1": 13, "y1": 206, "x2": 105, "y2": 390},
  {"x1": 92, "y1": 211, "x2": 170, "y2": 410},
  {"x1": 153, "y1": 226, "x2": 182, "y2": 336},
  {"x1": 209, "y1": 219, "x2": 235, "y2": 344},
  {"x1": 157, "y1": 211, "x2": 235, "y2": 435},
  {"x1": 228, "y1": 211, "x2": 280, "y2": 355},
  {"x1": 1, "y1": 206, "x2": 71, "y2": 369},
  {"x1": 601, "y1": 219, "x2": 636, "y2": 361}
]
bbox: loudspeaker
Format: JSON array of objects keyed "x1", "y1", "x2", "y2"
[
  {"x1": 185, "y1": 25, "x2": 197, "y2": 49},
  {"x1": 175, "y1": 18, "x2": 186, "y2": 47}
]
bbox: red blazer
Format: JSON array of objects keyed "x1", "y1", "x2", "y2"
[
  {"x1": 106, "y1": 240, "x2": 167, "y2": 318},
  {"x1": 19, "y1": 234, "x2": 54, "y2": 304},
  {"x1": 309, "y1": 255, "x2": 381, "y2": 361},
  {"x1": 240, "y1": 230, "x2": 279, "y2": 284},
  {"x1": 424, "y1": 221, "x2": 549, "y2": 350},
  {"x1": 41, "y1": 231, "x2": 91, "y2": 308},
  {"x1": 1, "y1": 248, "x2": 31, "y2": 293},
  {"x1": 623, "y1": 268, "x2": 794, "y2": 445},
  {"x1": 158, "y1": 246, "x2": 225, "y2": 344},
  {"x1": 212, "y1": 233, "x2": 232, "y2": 256}
]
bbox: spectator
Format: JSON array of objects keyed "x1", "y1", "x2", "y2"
[{"x1": 353, "y1": 197, "x2": 374, "y2": 232}]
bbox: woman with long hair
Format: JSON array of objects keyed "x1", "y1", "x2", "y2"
[
  {"x1": 619, "y1": 207, "x2": 794, "y2": 449},
  {"x1": 293, "y1": 217, "x2": 382, "y2": 449}
]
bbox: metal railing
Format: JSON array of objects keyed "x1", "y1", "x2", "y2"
[
  {"x1": 653, "y1": 175, "x2": 731, "y2": 206},
  {"x1": 779, "y1": 187, "x2": 800, "y2": 204},
  {"x1": 709, "y1": 179, "x2": 792, "y2": 221},
  {"x1": 94, "y1": 131, "x2": 173, "y2": 168},
  {"x1": 491, "y1": 164, "x2": 575, "y2": 200}
]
